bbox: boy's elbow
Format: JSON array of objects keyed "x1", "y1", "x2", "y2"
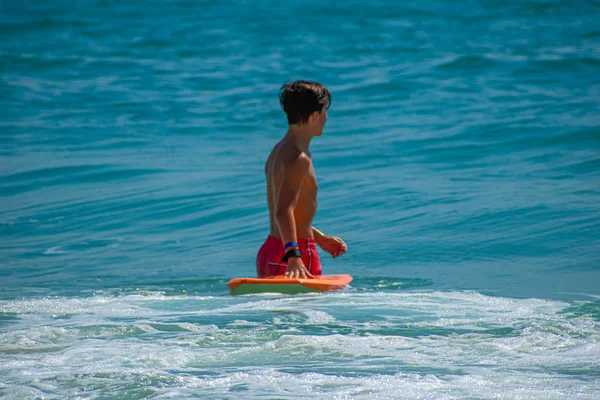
[{"x1": 275, "y1": 207, "x2": 291, "y2": 219}]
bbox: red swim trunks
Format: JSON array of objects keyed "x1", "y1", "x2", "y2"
[{"x1": 256, "y1": 235, "x2": 322, "y2": 277}]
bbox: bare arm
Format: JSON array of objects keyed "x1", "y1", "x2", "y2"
[
  {"x1": 312, "y1": 226, "x2": 325, "y2": 244},
  {"x1": 275, "y1": 152, "x2": 313, "y2": 278},
  {"x1": 312, "y1": 226, "x2": 348, "y2": 259},
  {"x1": 275, "y1": 152, "x2": 311, "y2": 250}
]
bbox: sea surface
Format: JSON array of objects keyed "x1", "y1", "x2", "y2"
[{"x1": 1, "y1": 0, "x2": 599, "y2": 398}]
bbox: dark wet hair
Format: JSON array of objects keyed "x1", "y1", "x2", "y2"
[{"x1": 279, "y1": 80, "x2": 331, "y2": 125}]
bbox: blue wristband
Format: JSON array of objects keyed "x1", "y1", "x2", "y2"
[{"x1": 284, "y1": 241, "x2": 298, "y2": 249}]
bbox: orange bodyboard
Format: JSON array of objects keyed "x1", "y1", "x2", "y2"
[{"x1": 227, "y1": 274, "x2": 353, "y2": 295}]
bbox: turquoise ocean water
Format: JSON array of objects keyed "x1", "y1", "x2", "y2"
[{"x1": 1, "y1": 0, "x2": 599, "y2": 398}]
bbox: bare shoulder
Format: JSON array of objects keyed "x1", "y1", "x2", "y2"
[
  {"x1": 267, "y1": 140, "x2": 311, "y2": 177},
  {"x1": 283, "y1": 146, "x2": 311, "y2": 173},
  {"x1": 265, "y1": 140, "x2": 284, "y2": 174}
]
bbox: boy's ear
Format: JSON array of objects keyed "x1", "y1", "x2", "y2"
[{"x1": 309, "y1": 111, "x2": 319, "y2": 123}]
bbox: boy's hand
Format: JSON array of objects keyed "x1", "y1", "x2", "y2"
[
  {"x1": 284, "y1": 257, "x2": 313, "y2": 279},
  {"x1": 318, "y1": 235, "x2": 347, "y2": 258}
]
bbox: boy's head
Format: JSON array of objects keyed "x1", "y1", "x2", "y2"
[{"x1": 279, "y1": 80, "x2": 331, "y2": 126}]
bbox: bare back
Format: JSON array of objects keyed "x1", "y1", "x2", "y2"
[{"x1": 265, "y1": 139, "x2": 318, "y2": 239}]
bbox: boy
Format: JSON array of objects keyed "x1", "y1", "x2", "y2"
[{"x1": 256, "y1": 81, "x2": 347, "y2": 279}]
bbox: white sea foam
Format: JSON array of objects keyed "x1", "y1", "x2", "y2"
[{"x1": 0, "y1": 291, "x2": 598, "y2": 399}]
